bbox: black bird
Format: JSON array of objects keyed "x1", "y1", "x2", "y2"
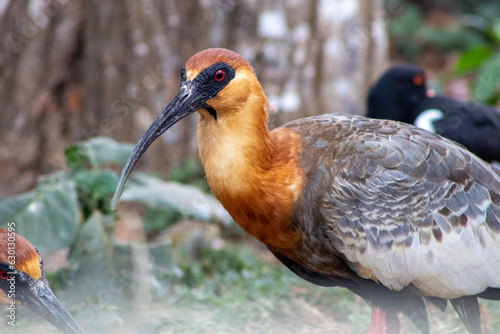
[{"x1": 367, "y1": 64, "x2": 500, "y2": 163}]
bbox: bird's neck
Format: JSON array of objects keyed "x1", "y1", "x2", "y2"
[{"x1": 197, "y1": 107, "x2": 304, "y2": 251}]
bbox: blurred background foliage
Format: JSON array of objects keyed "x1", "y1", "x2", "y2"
[
  {"x1": 1, "y1": 0, "x2": 500, "y2": 333},
  {"x1": 389, "y1": 0, "x2": 500, "y2": 104}
]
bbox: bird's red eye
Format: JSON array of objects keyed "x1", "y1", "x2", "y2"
[
  {"x1": 0, "y1": 270, "x2": 9, "y2": 280},
  {"x1": 413, "y1": 74, "x2": 425, "y2": 86},
  {"x1": 214, "y1": 70, "x2": 225, "y2": 82}
]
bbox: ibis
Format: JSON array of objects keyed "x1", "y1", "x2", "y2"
[
  {"x1": 113, "y1": 48, "x2": 500, "y2": 333},
  {"x1": 0, "y1": 229, "x2": 85, "y2": 333}
]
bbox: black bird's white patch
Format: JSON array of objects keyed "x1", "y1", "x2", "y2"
[{"x1": 414, "y1": 109, "x2": 444, "y2": 133}]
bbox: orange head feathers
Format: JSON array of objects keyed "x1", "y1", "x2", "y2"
[
  {"x1": 184, "y1": 48, "x2": 252, "y2": 80},
  {"x1": 0, "y1": 229, "x2": 42, "y2": 280},
  {"x1": 113, "y1": 48, "x2": 303, "y2": 251},
  {"x1": 112, "y1": 48, "x2": 275, "y2": 208},
  {"x1": 0, "y1": 229, "x2": 85, "y2": 333}
]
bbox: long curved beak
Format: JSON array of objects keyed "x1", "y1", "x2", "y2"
[
  {"x1": 19, "y1": 276, "x2": 85, "y2": 333},
  {"x1": 112, "y1": 82, "x2": 203, "y2": 210}
]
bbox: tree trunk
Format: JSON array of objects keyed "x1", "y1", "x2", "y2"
[{"x1": 0, "y1": 0, "x2": 387, "y2": 198}]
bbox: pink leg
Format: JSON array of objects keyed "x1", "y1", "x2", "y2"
[{"x1": 366, "y1": 306, "x2": 400, "y2": 334}]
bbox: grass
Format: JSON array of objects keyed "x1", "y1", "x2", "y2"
[{"x1": 3, "y1": 232, "x2": 500, "y2": 333}]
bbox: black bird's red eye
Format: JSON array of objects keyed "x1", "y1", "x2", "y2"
[
  {"x1": 0, "y1": 270, "x2": 9, "y2": 280},
  {"x1": 413, "y1": 74, "x2": 425, "y2": 86},
  {"x1": 214, "y1": 70, "x2": 225, "y2": 82}
]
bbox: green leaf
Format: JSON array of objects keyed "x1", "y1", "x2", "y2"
[
  {"x1": 64, "y1": 212, "x2": 122, "y2": 315},
  {"x1": 0, "y1": 181, "x2": 79, "y2": 251},
  {"x1": 143, "y1": 208, "x2": 182, "y2": 234},
  {"x1": 170, "y1": 157, "x2": 210, "y2": 193},
  {"x1": 65, "y1": 137, "x2": 135, "y2": 170},
  {"x1": 68, "y1": 212, "x2": 114, "y2": 281},
  {"x1": 72, "y1": 169, "x2": 119, "y2": 217},
  {"x1": 67, "y1": 212, "x2": 175, "y2": 308},
  {"x1": 112, "y1": 238, "x2": 176, "y2": 299},
  {"x1": 73, "y1": 169, "x2": 118, "y2": 198},
  {"x1": 473, "y1": 56, "x2": 500, "y2": 104},
  {"x1": 492, "y1": 20, "x2": 500, "y2": 44},
  {"x1": 120, "y1": 173, "x2": 232, "y2": 225},
  {"x1": 65, "y1": 145, "x2": 86, "y2": 170},
  {"x1": 455, "y1": 46, "x2": 492, "y2": 73}
]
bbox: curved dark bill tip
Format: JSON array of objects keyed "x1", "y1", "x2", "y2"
[
  {"x1": 112, "y1": 87, "x2": 200, "y2": 210},
  {"x1": 21, "y1": 277, "x2": 85, "y2": 334}
]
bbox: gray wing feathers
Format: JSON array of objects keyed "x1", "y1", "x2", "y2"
[{"x1": 303, "y1": 115, "x2": 500, "y2": 298}]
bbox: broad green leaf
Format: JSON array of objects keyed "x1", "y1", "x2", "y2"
[
  {"x1": 67, "y1": 212, "x2": 175, "y2": 308},
  {"x1": 72, "y1": 169, "x2": 117, "y2": 196},
  {"x1": 0, "y1": 181, "x2": 79, "y2": 251},
  {"x1": 65, "y1": 137, "x2": 135, "y2": 170},
  {"x1": 143, "y1": 209, "x2": 182, "y2": 234},
  {"x1": 72, "y1": 169, "x2": 119, "y2": 218},
  {"x1": 91, "y1": 170, "x2": 119, "y2": 197},
  {"x1": 493, "y1": 20, "x2": 500, "y2": 43},
  {"x1": 65, "y1": 145, "x2": 86, "y2": 170},
  {"x1": 120, "y1": 173, "x2": 232, "y2": 225},
  {"x1": 474, "y1": 56, "x2": 500, "y2": 103},
  {"x1": 67, "y1": 212, "x2": 114, "y2": 295},
  {"x1": 63, "y1": 211, "x2": 126, "y2": 333},
  {"x1": 455, "y1": 46, "x2": 492, "y2": 73},
  {"x1": 170, "y1": 157, "x2": 210, "y2": 193},
  {"x1": 112, "y1": 238, "x2": 176, "y2": 300}
]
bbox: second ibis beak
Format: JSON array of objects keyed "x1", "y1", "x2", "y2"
[
  {"x1": 112, "y1": 82, "x2": 205, "y2": 209},
  {"x1": 18, "y1": 275, "x2": 85, "y2": 333}
]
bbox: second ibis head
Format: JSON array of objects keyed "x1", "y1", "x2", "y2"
[{"x1": 0, "y1": 229, "x2": 85, "y2": 333}]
